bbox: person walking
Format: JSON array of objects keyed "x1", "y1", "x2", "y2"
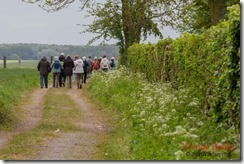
[
  {"x1": 63, "y1": 55, "x2": 74, "y2": 88},
  {"x1": 59, "y1": 53, "x2": 66, "y2": 87},
  {"x1": 87, "y1": 55, "x2": 93, "y2": 78},
  {"x1": 101, "y1": 55, "x2": 110, "y2": 72},
  {"x1": 110, "y1": 57, "x2": 116, "y2": 70},
  {"x1": 74, "y1": 55, "x2": 84, "y2": 89},
  {"x1": 93, "y1": 57, "x2": 100, "y2": 71},
  {"x1": 82, "y1": 56, "x2": 89, "y2": 84},
  {"x1": 51, "y1": 56, "x2": 61, "y2": 88},
  {"x1": 37, "y1": 56, "x2": 51, "y2": 89}
]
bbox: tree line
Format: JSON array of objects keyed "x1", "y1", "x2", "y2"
[{"x1": 0, "y1": 43, "x2": 119, "y2": 60}]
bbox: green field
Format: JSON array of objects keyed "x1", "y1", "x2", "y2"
[
  {"x1": 0, "y1": 67, "x2": 39, "y2": 129},
  {"x1": 0, "y1": 60, "x2": 39, "y2": 69}
]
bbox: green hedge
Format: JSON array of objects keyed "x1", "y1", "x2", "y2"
[{"x1": 126, "y1": 4, "x2": 240, "y2": 129}]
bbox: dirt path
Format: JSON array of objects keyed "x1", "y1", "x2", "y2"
[
  {"x1": 0, "y1": 88, "x2": 49, "y2": 149},
  {"x1": 32, "y1": 87, "x2": 111, "y2": 160},
  {"x1": 0, "y1": 82, "x2": 111, "y2": 160}
]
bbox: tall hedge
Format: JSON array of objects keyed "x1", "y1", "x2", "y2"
[{"x1": 126, "y1": 4, "x2": 240, "y2": 129}]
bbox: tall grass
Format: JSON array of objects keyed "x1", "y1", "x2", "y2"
[
  {"x1": 87, "y1": 67, "x2": 240, "y2": 160},
  {"x1": 0, "y1": 68, "x2": 39, "y2": 128}
]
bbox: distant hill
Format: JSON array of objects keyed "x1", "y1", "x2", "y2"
[{"x1": 0, "y1": 43, "x2": 119, "y2": 60}]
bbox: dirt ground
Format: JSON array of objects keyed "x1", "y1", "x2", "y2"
[{"x1": 0, "y1": 84, "x2": 111, "y2": 160}]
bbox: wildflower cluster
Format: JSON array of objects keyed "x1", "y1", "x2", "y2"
[{"x1": 87, "y1": 67, "x2": 240, "y2": 160}]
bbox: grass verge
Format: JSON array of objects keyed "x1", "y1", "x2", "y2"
[{"x1": 86, "y1": 67, "x2": 240, "y2": 160}]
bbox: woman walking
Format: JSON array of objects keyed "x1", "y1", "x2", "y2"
[
  {"x1": 63, "y1": 55, "x2": 74, "y2": 88},
  {"x1": 74, "y1": 55, "x2": 84, "y2": 89}
]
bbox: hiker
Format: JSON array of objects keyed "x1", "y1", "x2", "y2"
[
  {"x1": 93, "y1": 57, "x2": 100, "y2": 71},
  {"x1": 74, "y1": 55, "x2": 84, "y2": 89},
  {"x1": 82, "y1": 56, "x2": 89, "y2": 84},
  {"x1": 87, "y1": 56, "x2": 93, "y2": 78},
  {"x1": 110, "y1": 57, "x2": 116, "y2": 70},
  {"x1": 51, "y1": 56, "x2": 61, "y2": 88},
  {"x1": 63, "y1": 55, "x2": 74, "y2": 88},
  {"x1": 98, "y1": 57, "x2": 102, "y2": 70},
  {"x1": 73, "y1": 54, "x2": 78, "y2": 82},
  {"x1": 37, "y1": 56, "x2": 51, "y2": 89},
  {"x1": 59, "y1": 53, "x2": 66, "y2": 87},
  {"x1": 101, "y1": 55, "x2": 110, "y2": 72}
]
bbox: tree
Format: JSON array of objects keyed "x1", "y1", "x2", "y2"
[
  {"x1": 81, "y1": 0, "x2": 193, "y2": 64},
  {"x1": 23, "y1": 0, "x2": 190, "y2": 64},
  {"x1": 175, "y1": 0, "x2": 239, "y2": 33},
  {"x1": 22, "y1": 0, "x2": 75, "y2": 12}
]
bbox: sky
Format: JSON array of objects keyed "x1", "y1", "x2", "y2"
[{"x1": 0, "y1": 0, "x2": 180, "y2": 46}]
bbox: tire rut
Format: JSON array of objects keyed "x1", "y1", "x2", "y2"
[{"x1": 0, "y1": 88, "x2": 49, "y2": 149}]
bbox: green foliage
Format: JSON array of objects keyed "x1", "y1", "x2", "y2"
[
  {"x1": 176, "y1": 0, "x2": 239, "y2": 33},
  {"x1": 126, "y1": 4, "x2": 240, "y2": 129},
  {"x1": 87, "y1": 68, "x2": 240, "y2": 160},
  {"x1": 0, "y1": 68, "x2": 39, "y2": 127}
]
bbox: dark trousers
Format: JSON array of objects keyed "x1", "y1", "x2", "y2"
[
  {"x1": 83, "y1": 72, "x2": 87, "y2": 83},
  {"x1": 59, "y1": 72, "x2": 66, "y2": 87},
  {"x1": 40, "y1": 74, "x2": 48, "y2": 88}
]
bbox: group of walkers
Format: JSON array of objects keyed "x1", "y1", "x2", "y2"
[{"x1": 37, "y1": 53, "x2": 116, "y2": 89}]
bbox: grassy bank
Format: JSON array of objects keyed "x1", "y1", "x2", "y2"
[
  {"x1": 87, "y1": 67, "x2": 240, "y2": 160},
  {"x1": 0, "y1": 68, "x2": 39, "y2": 129}
]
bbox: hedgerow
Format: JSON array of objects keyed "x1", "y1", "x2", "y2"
[{"x1": 126, "y1": 4, "x2": 240, "y2": 130}]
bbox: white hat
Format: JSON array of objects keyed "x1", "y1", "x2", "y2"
[{"x1": 82, "y1": 56, "x2": 86, "y2": 60}]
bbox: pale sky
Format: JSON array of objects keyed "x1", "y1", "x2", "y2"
[{"x1": 0, "y1": 0, "x2": 180, "y2": 46}]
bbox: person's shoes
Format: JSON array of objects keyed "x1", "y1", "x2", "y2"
[
  {"x1": 79, "y1": 84, "x2": 82, "y2": 89},
  {"x1": 41, "y1": 86, "x2": 43, "y2": 89}
]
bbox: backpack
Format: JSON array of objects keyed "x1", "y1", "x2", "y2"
[
  {"x1": 93, "y1": 61, "x2": 99, "y2": 70},
  {"x1": 110, "y1": 61, "x2": 115, "y2": 68},
  {"x1": 101, "y1": 59, "x2": 109, "y2": 69},
  {"x1": 53, "y1": 60, "x2": 61, "y2": 69}
]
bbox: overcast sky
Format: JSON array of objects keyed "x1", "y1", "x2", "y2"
[{"x1": 0, "y1": 0, "x2": 182, "y2": 46}]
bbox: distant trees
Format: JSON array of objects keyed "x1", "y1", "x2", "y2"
[{"x1": 0, "y1": 43, "x2": 119, "y2": 60}]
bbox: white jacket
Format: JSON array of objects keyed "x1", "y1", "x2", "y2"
[
  {"x1": 101, "y1": 58, "x2": 109, "y2": 69},
  {"x1": 74, "y1": 59, "x2": 84, "y2": 73}
]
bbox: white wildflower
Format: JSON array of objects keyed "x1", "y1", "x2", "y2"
[
  {"x1": 175, "y1": 126, "x2": 187, "y2": 134},
  {"x1": 186, "y1": 113, "x2": 191, "y2": 116},
  {"x1": 146, "y1": 97, "x2": 153, "y2": 103},
  {"x1": 164, "y1": 132, "x2": 175, "y2": 136},
  {"x1": 184, "y1": 133, "x2": 198, "y2": 138},
  {"x1": 174, "y1": 150, "x2": 183, "y2": 160},
  {"x1": 152, "y1": 124, "x2": 158, "y2": 128},
  {"x1": 197, "y1": 121, "x2": 203, "y2": 126},
  {"x1": 140, "y1": 111, "x2": 146, "y2": 116},
  {"x1": 172, "y1": 109, "x2": 176, "y2": 112},
  {"x1": 189, "y1": 128, "x2": 197, "y2": 132},
  {"x1": 162, "y1": 124, "x2": 168, "y2": 129}
]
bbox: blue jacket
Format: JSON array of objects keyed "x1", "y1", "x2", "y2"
[{"x1": 83, "y1": 60, "x2": 89, "y2": 73}]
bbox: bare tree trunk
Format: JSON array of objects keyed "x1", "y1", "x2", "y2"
[{"x1": 208, "y1": 0, "x2": 226, "y2": 25}]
